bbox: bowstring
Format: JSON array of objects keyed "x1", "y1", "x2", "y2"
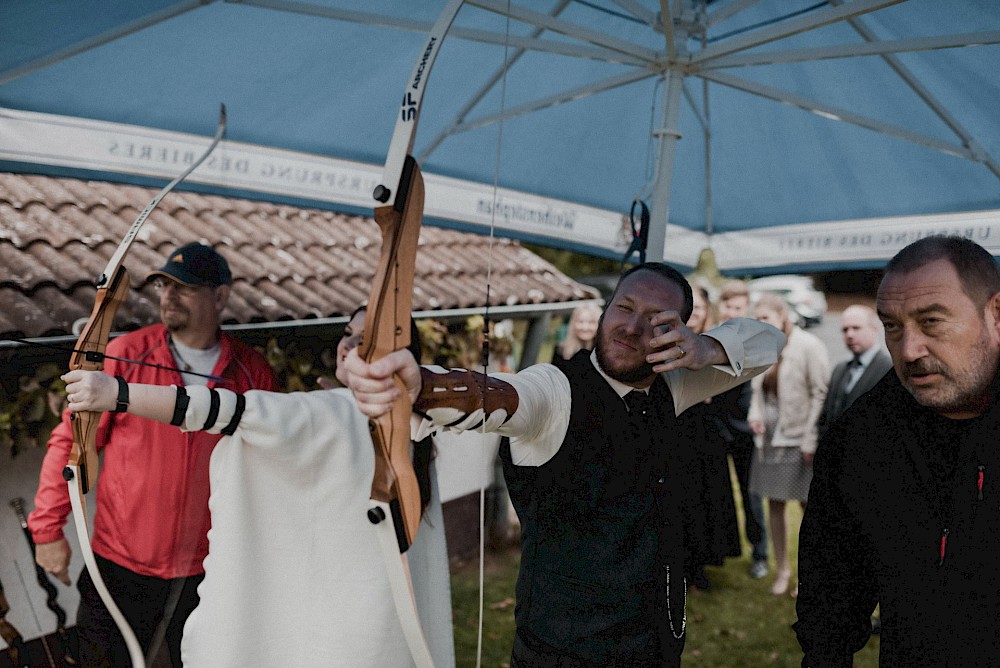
[
  {"x1": 7, "y1": 337, "x2": 226, "y2": 382},
  {"x1": 477, "y1": 3, "x2": 512, "y2": 666}
]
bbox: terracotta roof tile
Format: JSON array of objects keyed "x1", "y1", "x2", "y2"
[{"x1": 0, "y1": 172, "x2": 598, "y2": 339}]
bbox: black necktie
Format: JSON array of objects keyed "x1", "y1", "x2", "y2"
[
  {"x1": 623, "y1": 391, "x2": 655, "y2": 479},
  {"x1": 625, "y1": 390, "x2": 652, "y2": 418},
  {"x1": 835, "y1": 356, "x2": 863, "y2": 417},
  {"x1": 843, "y1": 355, "x2": 863, "y2": 390}
]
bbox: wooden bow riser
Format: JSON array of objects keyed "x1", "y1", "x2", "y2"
[
  {"x1": 67, "y1": 266, "x2": 131, "y2": 492},
  {"x1": 362, "y1": 158, "x2": 425, "y2": 551},
  {"x1": 369, "y1": 392, "x2": 421, "y2": 552}
]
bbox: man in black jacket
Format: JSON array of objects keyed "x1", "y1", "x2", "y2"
[{"x1": 795, "y1": 236, "x2": 1000, "y2": 667}]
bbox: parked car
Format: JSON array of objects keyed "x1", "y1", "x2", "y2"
[{"x1": 747, "y1": 274, "x2": 827, "y2": 328}]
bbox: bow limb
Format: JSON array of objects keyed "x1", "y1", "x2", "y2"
[
  {"x1": 361, "y1": 3, "x2": 464, "y2": 666},
  {"x1": 62, "y1": 105, "x2": 226, "y2": 668}
]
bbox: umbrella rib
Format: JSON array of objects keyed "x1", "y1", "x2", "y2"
[
  {"x1": 446, "y1": 69, "x2": 657, "y2": 137},
  {"x1": 419, "y1": 0, "x2": 573, "y2": 163},
  {"x1": 690, "y1": 0, "x2": 905, "y2": 65},
  {"x1": 701, "y1": 70, "x2": 978, "y2": 161},
  {"x1": 609, "y1": 0, "x2": 659, "y2": 28},
  {"x1": 705, "y1": 0, "x2": 764, "y2": 29},
  {"x1": 467, "y1": 0, "x2": 660, "y2": 62},
  {"x1": 226, "y1": 0, "x2": 429, "y2": 31},
  {"x1": 836, "y1": 4, "x2": 1000, "y2": 181},
  {"x1": 660, "y1": 0, "x2": 676, "y2": 62},
  {"x1": 702, "y1": 31, "x2": 1000, "y2": 69},
  {"x1": 456, "y1": 29, "x2": 649, "y2": 64},
  {"x1": 233, "y1": 0, "x2": 644, "y2": 65},
  {"x1": 0, "y1": 0, "x2": 210, "y2": 85}
]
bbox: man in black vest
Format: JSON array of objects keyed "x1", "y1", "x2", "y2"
[
  {"x1": 816, "y1": 305, "x2": 892, "y2": 439},
  {"x1": 345, "y1": 263, "x2": 785, "y2": 667},
  {"x1": 796, "y1": 237, "x2": 1000, "y2": 666}
]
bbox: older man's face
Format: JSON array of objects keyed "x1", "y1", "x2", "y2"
[
  {"x1": 877, "y1": 259, "x2": 1000, "y2": 418},
  {"x1": 155, "y1": 278, "x2": 226, "y2": 338}
]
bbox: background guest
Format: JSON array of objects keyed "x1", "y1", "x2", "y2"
[
  {"x1": 684, "y1": 285, "x2": 741, "y2": 590},
  {"x1": 715, "y1": 280, "x2": 770, "y2": 579},
  {"x1": 817, "y1": 305, "x2": 892, "y2": 438},
  {"x1": 686, "y1": 285, "x2": 713, "y2": 334},
  {"x1": 748, "y1": 292, "x2": 829, "y2": 596},
  {"x1": 551, "y1": 302, "x2": 601, "y2": 365},
  {"x1": 29, "y1": 243, "x2": 278, "y2": 667}
]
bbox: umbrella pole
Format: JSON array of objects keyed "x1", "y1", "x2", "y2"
[{"x1": 647, "y1": 66, "x2": 684, "y2": 264}]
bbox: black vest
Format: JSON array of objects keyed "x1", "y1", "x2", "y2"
[{"x1": 500, "y1": 351, "x2": 696, "y2": 666}]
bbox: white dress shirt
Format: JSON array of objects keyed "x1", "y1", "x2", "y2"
[{"x1": 419, "y1": 317, "x2": 785, "y2": 467}]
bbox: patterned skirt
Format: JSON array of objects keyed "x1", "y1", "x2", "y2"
[{"x1": 748, "y1": 398, "x2": 813, "y2": 502}]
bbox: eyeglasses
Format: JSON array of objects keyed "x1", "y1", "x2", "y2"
[{"x1": 151, "y1": 278, "x2": 203, "y2": 297}]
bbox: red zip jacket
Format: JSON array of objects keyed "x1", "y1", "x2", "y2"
[{"x1": 29, "y1": 324, "x2": 279, "y2": 579}]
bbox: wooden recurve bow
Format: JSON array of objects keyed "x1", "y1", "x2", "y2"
[
  {"x1": 358, "y1": 3, "x2": 465, "y2": 666},
  {"x1": 62, "y1": 105, "x2": 226, "y2": 668}
]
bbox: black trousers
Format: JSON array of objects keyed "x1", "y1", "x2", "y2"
[
  {"x1": 76, "y1": 554, "x2": 203, "y2": 668},
  {"x1": 727, "y1": 433, "x2": 768, "y2": 561},
  {"x1": 510, "y1": 627, "x2": 679, "y2": 668}
]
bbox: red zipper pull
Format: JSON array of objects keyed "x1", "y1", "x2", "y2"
[
  {"x1": 978, "y1": 465, "x2": 986, "y2": 501},
  {"x1": 938, "y1": 528, "x2": 950, "y2": 567}
]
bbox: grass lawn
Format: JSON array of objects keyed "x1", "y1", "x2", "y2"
[{"x1": 450, "y1": 495, "x2": 880, "y2": 667}]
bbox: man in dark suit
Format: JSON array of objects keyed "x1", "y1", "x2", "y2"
[{"x1": 817, "y1": 305, "x2": 892, "y2": 439}]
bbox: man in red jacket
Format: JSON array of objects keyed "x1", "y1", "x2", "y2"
[{"x1": 29, "y1": 243, "x2": 279, "y2": 667}]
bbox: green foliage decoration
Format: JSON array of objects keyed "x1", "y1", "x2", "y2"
[
  {"x1": 0, "y1": 317, "x2": 515, "y2": 456},
  {"x1": 0, "y1": 363, "x2": 67, "y2": 457}
]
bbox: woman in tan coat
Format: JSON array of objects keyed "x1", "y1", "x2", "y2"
[{"x1": 748, "y1": 292, "x2": 830, "y2": 596}]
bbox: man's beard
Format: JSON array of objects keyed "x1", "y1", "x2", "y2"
[
  {"x1": 902, "y1": 328, "x2": 999, "y2": 414},
  {"x1": 161, "y1": 305, "x2": 188, "y2": 333},
  {"x1": 595, "y1": 339, "x2": 655, "y2": 384}
]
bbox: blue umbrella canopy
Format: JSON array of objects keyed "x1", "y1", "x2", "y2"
[{"x1": 1, "y1": 0, "x2": 999, "y2": 271}]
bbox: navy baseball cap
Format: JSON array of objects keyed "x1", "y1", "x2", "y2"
[{"x1": 147, "y1": 243, "x2": 232, "y2": 287}]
